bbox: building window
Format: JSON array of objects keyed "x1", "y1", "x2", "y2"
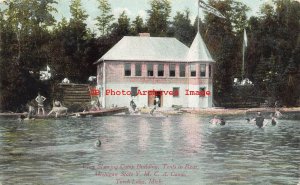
[
  {"x1": 180, "y1": 64, "x2": 185, "y2": 77},
  {"x1": 169, "y1": 64, "x2": 175, "y2": 77},
  {"x1": 190, "y1": 64, "x2": 196, "y2": 77},
  {"x1": 200, "y1": 64, "x2": 206, "y2": 77},
  {"x1": 209, "y1": 65, "x2": 212, "y2": 77},
  {"x1": 173, "y1": 87, "x2": 179, "y2": 97},
  {"x1": 135, "y1": 64, "x2": 141, "y2": 76},
  {"x1": 158, "y1": 64, "x2": 164, "y2": 77},
  {"x1": 131, "y1": 87, "x2": 138, "y2": 96},
  {"x1": 147, "y1": 64, "x2": 153, "y2": 76},
  {"x1": 199, "y1": 87, "x2": 206, "y2": 97},
  {"x1": 125, "y1": 63, "x2": 131, "y2": 76}
]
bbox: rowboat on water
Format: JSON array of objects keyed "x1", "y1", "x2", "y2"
[{"x1": 71, "y1": 107, "x2": 129, "y2": 117}]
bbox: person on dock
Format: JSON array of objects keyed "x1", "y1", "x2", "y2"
[
  {"x1": 90, "y1": 99, "x2": 101, "y2": 111},
  {"x1": 35, "y1": 92, "x2": 46, "y2": 115},
  {"x1": 130, "y1": 99, "x2": 137, "y2": 111},
  {"x1": 19, "y1": 102, "x2": 35, "y2": 121},
  {"x1": 155, "y1": 96, "x2": 160, "y2": 109},
  {"x1": 48, "y1": 100, "x2": 68, "y2": 118},
  {"x1": 150, "y1": 106, "x2": 156, "y2": 116},
  {"x1": 274, "y1": 100, "x2": 279, "y2": 108},
  {"x1": 255, "y1": 112, "x2": 264, "y2": 128}
]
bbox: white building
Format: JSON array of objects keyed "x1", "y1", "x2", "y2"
[{"x1": 95, "y1": 32, "x2": 215, "y2": 108}]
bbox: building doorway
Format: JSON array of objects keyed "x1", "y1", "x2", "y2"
[{"x1": 148, "y1": 91, "x2": 163, "y2": 107}]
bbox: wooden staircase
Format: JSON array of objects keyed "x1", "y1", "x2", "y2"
[{"x1": 54, "y1": 83, "x2": 91, "y2": 111}]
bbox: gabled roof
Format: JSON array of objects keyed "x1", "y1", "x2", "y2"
[
  {"x1": 186, "y1": 32, "x2": 214, "y2": 62},
  {"x1": 96, "y1": 36, "x2": 189, "y2": 63}
]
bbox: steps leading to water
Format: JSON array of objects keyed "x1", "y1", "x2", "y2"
[{"x1": 54, "y1": 83, "x2": 91, "y2": 110}]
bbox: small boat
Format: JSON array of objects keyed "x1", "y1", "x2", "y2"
[{"x1": 72, "y1": 107, "x2": 129, "y2": 117}]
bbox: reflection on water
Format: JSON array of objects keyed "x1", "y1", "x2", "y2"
[
  {"x1": 0, "y1": 115, "x2": 299, "y2": 185},
  {"x1": 138, "y1": 118, "x2": 150, "y2": 151},
  {"x1": 102, "y1": 116, "x2": 127, "y2": 152},
  {"x1": 161, "y1": 118, "x2": 172, "y2": 145},
  {"x1": 179, "y1": 116, "x2": 202, "y2": 155}
]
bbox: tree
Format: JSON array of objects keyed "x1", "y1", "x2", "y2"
[
  {"x1": 202, "y1": 0, "x2": 249, "y2": 105},
  {"x1": 51, "y1": 0, "x2": 97, "y2": 83},
  {"x1": 0, "y1": 0, "x2": 57, "y2": 111},
  {"x1": 95, "y1": 0, "x2": 114, "y2": 36},
  {"x1": 69, "y1": 0, "x2": 89, "y2": 52},
  {"x1": 147, "y1": 0, "x2": 171, "y2": 36},
  {"x1": 131, "y1": 15, "x2": 147, "y2": 35},
  {"x1": 170, "y1": 9, "x2": 196, "y2": 46},
  {"x1": 111, "y1": 11, "x2": 131, "y2": 37},
  {"x1": 70, "y1": 0, "x2": 88, "y2": 24},
  {"x1": 248, "y1": 0, "x2": 300, "y2": 106}
]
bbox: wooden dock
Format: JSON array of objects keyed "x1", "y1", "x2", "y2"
[
  {"x1": 0, "y1": 112, "x2": 27, "y2": 118},
  {"x1": 0, "y1": 107, "x2": 129, "y2": 119}
]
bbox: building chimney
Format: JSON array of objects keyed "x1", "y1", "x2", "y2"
[{"x1": 139, "y1": 33, "x2": 150, "y2": 37}]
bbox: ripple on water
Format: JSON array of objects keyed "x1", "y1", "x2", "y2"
[{"x1": 0, "y1": 116, "x2": 299, "y2": 185}]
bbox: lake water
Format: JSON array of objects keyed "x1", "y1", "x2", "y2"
[{"x1": 0, "y1": 114, "x2": 299, "y2": 185}]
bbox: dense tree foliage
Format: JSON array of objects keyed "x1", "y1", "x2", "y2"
[
  {"x1": 111, "y1": 11, "x2": 131, "y2": 37},
  {"x1": 202, "y1": 0, "x2": 249, "y2": 104},
  {"x1": 169, "y1": 9, "x2": 196, "y2": 46},
  {"x1": 0, "y1": 0, "x2": 299, "y2": 111},
  {"x1": 247, "y1": 0, "x2": 300, "y2": 106},
  {"x1": 147, "y1": 0, "x2": 171, "y2": 36},
  {"x1": 131, "y1": 15, "x2": 147, "y2": 35}
]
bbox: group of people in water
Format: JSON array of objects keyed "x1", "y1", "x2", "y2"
[
  {"x1": 210, "y1": 109, "x2": 283, "y2": 128},
  {"x1": 248, "y1": 109, "x2": 282, "y2": 128}
]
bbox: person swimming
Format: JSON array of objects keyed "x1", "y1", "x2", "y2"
[
  {"x1": 18, "y1": 115, "x2": 26, "y2": 122},
  {"x1": 255, "y1": 112, "x2": 264, "y2": 128},
  {"x1": 210, "y1": 116, "x2": 221, "y2": 125},
  {"x1": 246, "y1": 116, "x2": 255, "y2": 123},
  {"x1": 219, "y1": 118, "x2": 226, "y2": 126},
  {"x1": 95, "y1": 138, "x2": 101, "y2": 147}
]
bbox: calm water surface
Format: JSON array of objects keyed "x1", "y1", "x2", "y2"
[{"x1": 0, "y1": 114, "x2": 299, "y2": 185}]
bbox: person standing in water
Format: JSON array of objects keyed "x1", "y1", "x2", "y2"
[
  {"x1": 255, "y1": 112, "x2": 264, "y2": 128},
  {"x1": 270, "y1": 113, "x2": 277, "y2": 126},
  {"x1": 35, "y1": 92, "x2": 46, "y2": 115},
  {"x1": 275, "y1": 109, "x2": 283, "y2": 118}
]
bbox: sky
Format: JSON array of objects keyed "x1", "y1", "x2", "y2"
[
  {"x1": 1, "y1": 0, "x2": 295, "y2": 34},
  {"x1": 50, "y1": 0, "x2": 273, "y2": 34}
]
